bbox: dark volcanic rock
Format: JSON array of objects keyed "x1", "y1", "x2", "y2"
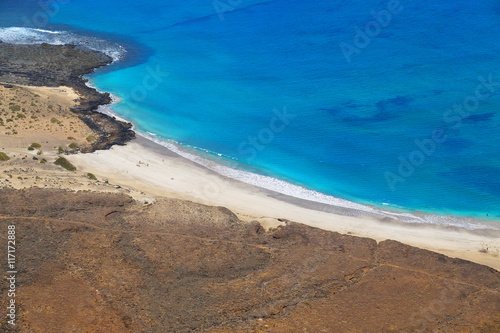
[
  {"x1": 0, "y1": 43, "x2": 135, "y2": 151},
  {"x1": 0, "y1": 43, "x2": 110, "y2": 87},
  {"x1": 0, "y1": 188, "x2": 499, "y2": 332}
]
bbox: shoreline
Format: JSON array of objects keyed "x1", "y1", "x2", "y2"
[
  {"x1": 0, "y1": 40, "x2": 498, "y2": 270},
  {"x1": 69, "y1": 135, "x2": 500, "y2": 270},
  {"x1": 134, "y1": 131, "x2": 500, "y2": 231}
]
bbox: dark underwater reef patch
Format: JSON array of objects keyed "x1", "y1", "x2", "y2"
[
  {"x1": 440, "y1": 166, "x2": 500, "y2": 197},
  {"x1": 441, "y1": 138, "x2": 470, "y2": 152},
  {"x1": 462, "y1": 112, "x2": 496, "y2": 123},
  {"x1": 320, "y1": 95, "x2": 413, "y2": 124}
]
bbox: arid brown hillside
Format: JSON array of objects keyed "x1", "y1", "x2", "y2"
[{"x1": 0, "y1": 189, "x2": 499, "y2": 332}]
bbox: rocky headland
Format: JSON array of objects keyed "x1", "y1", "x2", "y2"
[{"x1": 0, "y1": 42, "x2": 135, "y2": 152}]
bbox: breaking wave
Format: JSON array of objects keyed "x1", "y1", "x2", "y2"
[{"x1": 0, "y1": 27, "x2": 125, "y2": 61}]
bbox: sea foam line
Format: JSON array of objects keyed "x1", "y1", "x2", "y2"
[{"x1": 0, "y1": 27, "x2": 126, "y2": 61}]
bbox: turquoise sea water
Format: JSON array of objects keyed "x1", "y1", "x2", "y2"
[{"x1": 1, "y1": 0, "x2": 500, "y2": 225}]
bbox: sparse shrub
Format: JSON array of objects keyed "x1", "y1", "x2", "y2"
[
  {"x1": 68, "y1": 143, "x2": 78, "y2": 149},
  {"x1": 0, "y1": 152, "x2": 9, "y2": 161},
  {"x1": 28, "y1": 146, "x2": 35, "y2": 151},
  {"x1": 30, "y1": 142, "x2": 41, "y2": 149},
  {"x1": 87, "y1": 173, "x2": 97, "y2": 180},
  {"x1": 86, "y1": 135, "x2": 96, "y2": 142},
  {"x1": 40, "y1": 159, "x2": 47, "y2": 164},
  {"x1": 54, "y1": 157, "x2": 76, "y2": 171},
  {"x1": 67, "y1": 136, "x2": 76, "y2": 140},
  {"x1": 9, "y1": 105, "x2": 20, "y2": 112},
  {"x1": 58, "y1": 146, "x2": 64, "y2": 154}
]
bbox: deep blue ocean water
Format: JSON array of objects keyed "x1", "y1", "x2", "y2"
[{"x1": 1, "y1": 0, "x2": 500, "y2": 225}]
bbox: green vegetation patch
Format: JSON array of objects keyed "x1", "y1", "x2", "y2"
[
  {"x1": 86, "y1": 135, "x2": 96, "y2": 142},
  {"x1": 87, "y1": 173, "x2": 97, "y2": 180},
  {"x1": 9, "y1": 105, "x2": 20, "y2": 112},
  {"x1": 0, "y1": 152, "x2": 10, "y2": 161},
  {"x1": 54, "y1": 157, "x2": 76, "y2": 171},
  {"x1": 30, "y1": 142, "x2": 42, "y2": 149},
  {"x1": 68, "y1": 142, "x2": 78, "y2": 149}
]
